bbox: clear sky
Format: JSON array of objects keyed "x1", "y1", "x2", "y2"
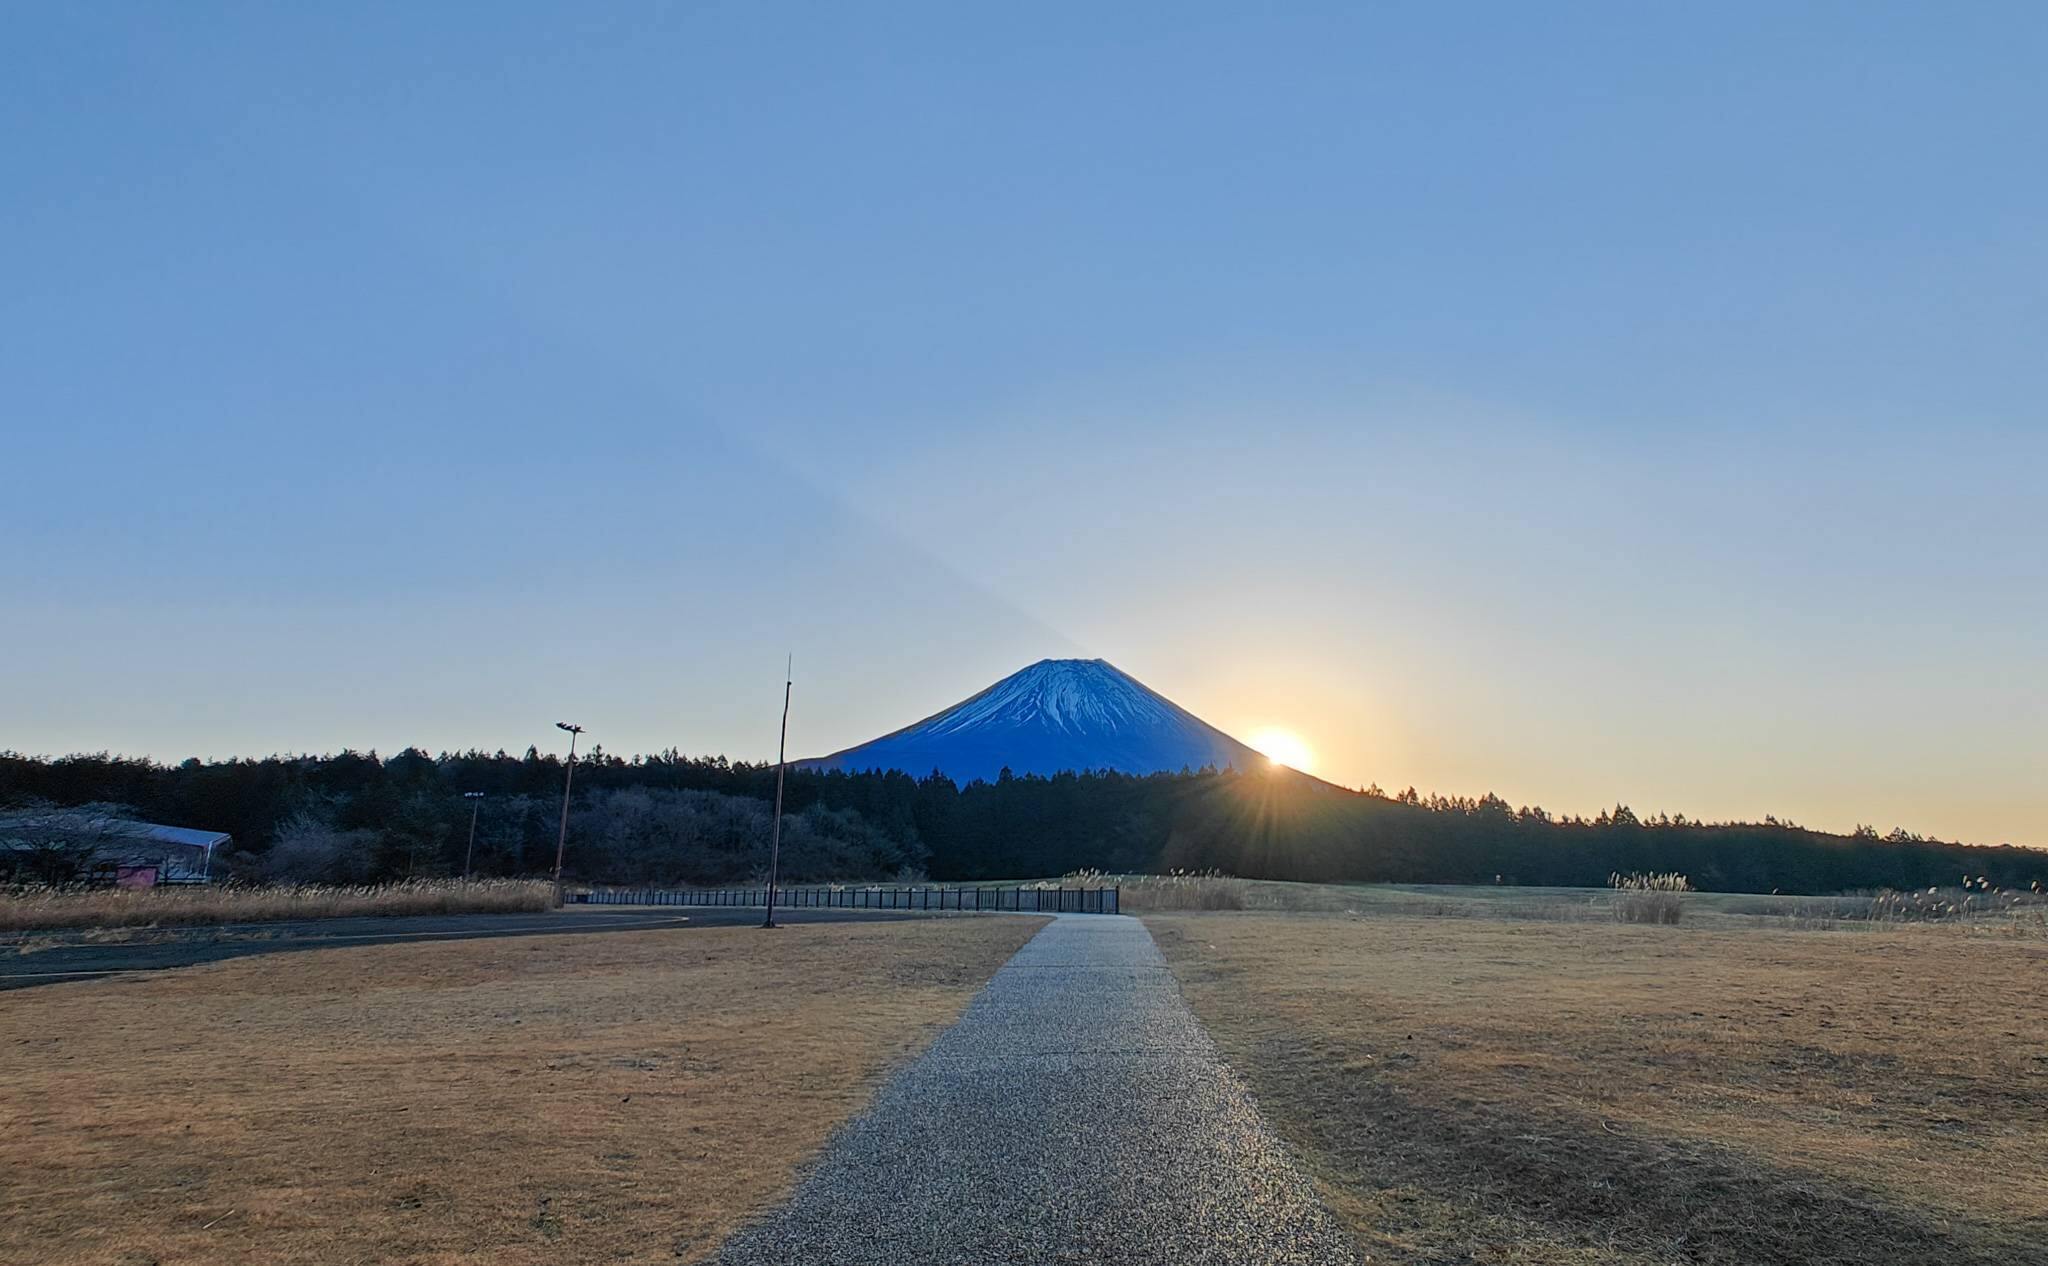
[{"x1": 5, "y1": 3, "x2": 2044, "y2": 846}]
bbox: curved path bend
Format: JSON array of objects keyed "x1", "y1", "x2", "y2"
[{"x1": 716, "y1": 913, "x2": 1359, "y2": 1265}]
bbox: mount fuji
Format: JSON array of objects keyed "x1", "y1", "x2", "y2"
[{"x1": 803, "y1": 658, "x2": 1268, "y2": 784}]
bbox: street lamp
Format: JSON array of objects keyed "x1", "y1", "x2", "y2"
[
  {"x1": 763, "y1": 659, "x2": 792, "y2": 930},
  {"x1": 552, "y1": 722, "x2": 584, "y2": 908},
  {"x1": 461, "y1": 791, "x2": 485, "y2": 880}
]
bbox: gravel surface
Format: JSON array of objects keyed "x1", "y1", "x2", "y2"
[{"x1": 715, "y1": 914, "x2": 1360, "y2": 1265}]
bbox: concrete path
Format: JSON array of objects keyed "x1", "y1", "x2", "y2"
[{"x1": 716, "y1": 914, "x2": 1359, "y2": 1265}]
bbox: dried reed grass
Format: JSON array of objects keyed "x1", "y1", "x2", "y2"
[
  {"x1": 1608, "y1": 871, "x2": 1691, "y2": 925},
  {"x1": 1065, "y1": 868, "x2": 1250, "y2": 911},
  {"x1": 0, "y1": 878, "x2": 553, "y2": 934}
]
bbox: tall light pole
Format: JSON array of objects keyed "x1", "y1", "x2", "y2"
[
  {"x1": 462, "y1": 791, "x2": 484, "y2": 880},
  {"x1": 552, "y1": 722, "x2": 583, "y2": 908},
  {"x1": 762, "y1": 658, "x2": 792, "y2": 930}
]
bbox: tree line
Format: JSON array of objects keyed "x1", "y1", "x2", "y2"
[{"x1": 1, "y1": 748, "x2": 2039, "y2": 894}]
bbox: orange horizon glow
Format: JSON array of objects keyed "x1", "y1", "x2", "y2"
[{"x1": 1247, "y1": 726, "x2": 1316, "y2": 774}]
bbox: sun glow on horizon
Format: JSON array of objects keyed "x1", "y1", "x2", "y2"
[{"x1": 1247, "y1": 726, "x2": 1315, "y2": 774}]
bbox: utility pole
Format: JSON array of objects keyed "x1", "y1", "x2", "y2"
[
  {"x1": 762, "y1": 657, "x2": 792, "y2": 929},
  {"x1": 552, "y1": 722, "x2": 583, "y2": 908},
  {"x1": 462, "y1": 791, "x2": 484, "y2": 880}
]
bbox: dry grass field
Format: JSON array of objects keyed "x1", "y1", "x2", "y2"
[
  {"x1": 0, "y1": 915, "x2": 1043, "y2": 1265},
  {"x1": 0, "y1": 879, "x2": 555, "y2": 933},
  {"x1": 1149, "y1": 912, "x2": 2048, "y2": 1266}
]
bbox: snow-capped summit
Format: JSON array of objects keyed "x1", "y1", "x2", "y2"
[{"x1": 803, "y1": 658, "x2": 1265, "y2": 784}]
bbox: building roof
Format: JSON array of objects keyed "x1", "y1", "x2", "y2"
[{"x1": 140, "y1": 823, "x2": 232, "y2": 851}]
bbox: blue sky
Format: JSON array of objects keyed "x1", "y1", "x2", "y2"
[{"x1": 5, "y1": 3, "x2": 2044, "y2": 845}]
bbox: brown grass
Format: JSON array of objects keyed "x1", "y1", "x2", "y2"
[
  {"x1": 1148, "y1": 912, "x2": 2048, "y2": 1265},
  {"x1": 0, "y1": 879, "x2": 556, "y2": 934},
  {"x1": 0, "y1": 915, "x2": 1044, "y2": 1264}
]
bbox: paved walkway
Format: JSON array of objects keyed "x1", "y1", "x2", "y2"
[{"x1": 716, "y1": 914, "x2": 1359, "y2": 1265}]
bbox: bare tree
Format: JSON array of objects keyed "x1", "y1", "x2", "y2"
[{"x1": 0, "y1": 803, "x2": 153, "y2": 883}]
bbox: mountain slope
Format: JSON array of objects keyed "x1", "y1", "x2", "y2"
[{"x1": 803, "y1": 659, "x2": 1266, "y2": 784}]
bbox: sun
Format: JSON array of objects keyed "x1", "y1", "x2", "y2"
[{"x1": 1247, "y1": 726, "x2": 1315, "y2": 773}]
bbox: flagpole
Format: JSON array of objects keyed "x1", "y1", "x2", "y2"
[{"x1": 762, "y1": 656, "x2": 792, "y2": 929}]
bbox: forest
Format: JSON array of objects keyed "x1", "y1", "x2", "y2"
[{"x1": 1, "y1": 748, "x2": 2039, "y2": 895}]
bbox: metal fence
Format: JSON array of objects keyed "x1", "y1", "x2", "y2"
[{"x1": 572, "y1": 884, "x2": 1119, "y2": 915}]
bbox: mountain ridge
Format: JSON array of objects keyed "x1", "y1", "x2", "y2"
[{"x1": 802, "y1": 658, "x2": 1269, "y2": 784}]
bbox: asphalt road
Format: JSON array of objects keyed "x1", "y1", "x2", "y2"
[
  {"x1": 714, "y1": 913, "x2": 1361, "y2": 1265},
  {"x1": 0, "y1": 906, "x2": 946, "y2": 991}
]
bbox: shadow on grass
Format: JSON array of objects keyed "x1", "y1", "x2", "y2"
[{"x1": 1246, "y1": 1031, "x2": 2045, "y2": 1266}]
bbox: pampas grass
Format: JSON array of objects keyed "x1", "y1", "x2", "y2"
[
  {"x1": 0, "y1": 878, "x2": 554, "y2": 934},
  {"x1": 1068, "y1": 868, "x2": 1249, "y2": 912},
  {"x1": 1609, "y1": 871, "x2": 1691, "y2": 924}
]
